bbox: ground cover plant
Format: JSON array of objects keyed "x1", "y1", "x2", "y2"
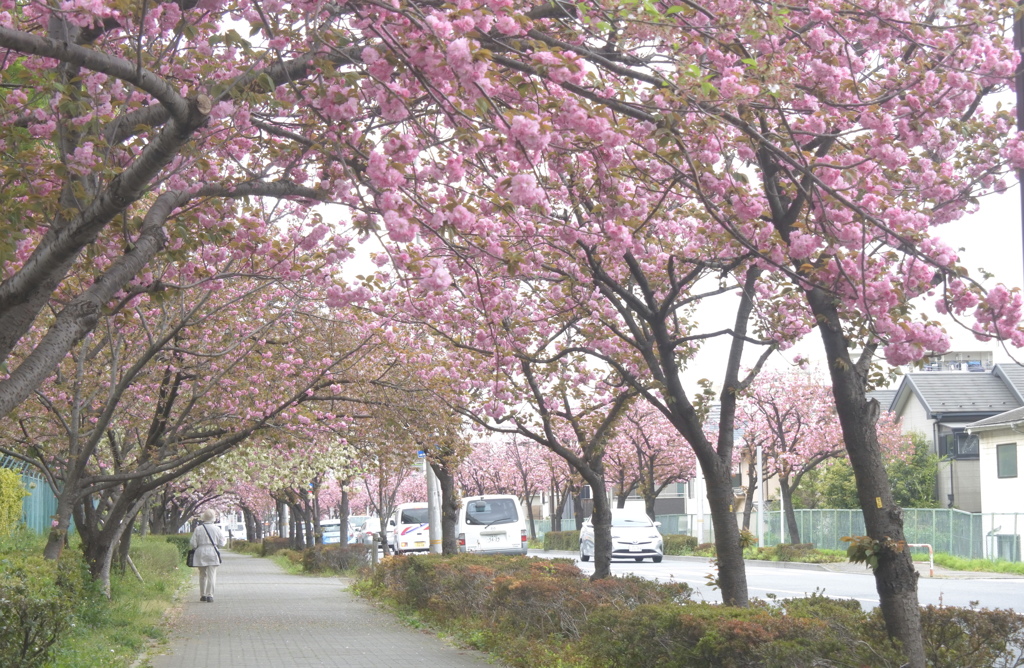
[
  {"x1": 0, "y1": 529, "x2": 189, "y2": 668},
  {"x1": 358, "y1": 555, "x2": 1024, "y2": 668}
]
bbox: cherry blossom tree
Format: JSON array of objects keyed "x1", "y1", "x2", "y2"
[
  {"x1": 353, "y1": 4, "x2": 1023, "y2": 660},
  {"x1": 5, "y1": 0, "x2": 1024, "y2": 661},
  {"x1": 0, "y1": 266, "x2": 381, "y2": 589},
  {"x1": 459, "y1": 440, "x2": 519, "y2": 497},
  {"x1": 606, "y1": 401, "x2": 697, "y2": 520},
  {"x1": 738, "y1": 371, "x2": 910, "y2": 543},
  {"x1": 142, "y1": 478, "x2": 221, "y2": 536},
  {"x1": 458, "y1": 434, "x2": 547, "y2": 537}
]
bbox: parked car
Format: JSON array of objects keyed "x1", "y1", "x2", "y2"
[
  {"x1": 353, "y1": 517, "x2": 379, "y2": 544},
  {"x1": 392, "y1": 502, "x2": 430, "y2": 554},
  {"x1": 320, "y1": 516, "x2": 368, "y2": 544},
  {"x1": 579, "y1": 510, "x2": 663, "y2": 563},
  {"x1": 457, "y1": 494, "x2": 528, "y2": 556},
  {"x1": 321, "y1": 518, "x2": 344, "y2": 544}
]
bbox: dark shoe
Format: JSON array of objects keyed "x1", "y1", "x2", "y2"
[
  {"x1": 200, "y1": 596, "x2": 208, "y2": 602},
  {"x1": 206, "y1": 597, "x2": 213, "y2": 602}
]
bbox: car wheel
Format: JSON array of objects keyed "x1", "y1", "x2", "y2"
[
  {"x1": 635, "y1": 557, "x2": 644, "y2": 562},
  {"x1": 653, "y1": 555, "x2": 663, "y2": 563},
  {"x1": 580, "y1": 542, "x2": 590, "y2": 562}
]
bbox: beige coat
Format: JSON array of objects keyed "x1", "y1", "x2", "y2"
[{"x1": 189, "y1": 522, "x2": 225, "y2": 567}]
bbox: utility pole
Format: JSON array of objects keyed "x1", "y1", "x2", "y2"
[
  {"x1": 424, "y1": 454, "x2": 443, "y2": 554},
  {"x1": 756, "y1": 444, "x2": 764, "y2": 548},
  {"x1": 1016, "y1": 11, "x2": 1024, "y2": 282}
]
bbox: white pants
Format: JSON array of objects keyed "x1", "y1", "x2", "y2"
[{"x1": 199, "y1": 565, "x2": 218, "y2": 597}]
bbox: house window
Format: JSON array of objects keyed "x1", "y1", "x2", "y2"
[
  {"x1": 939, "y1": 428, "x2": 980, "y2": 459},
  {"x1": 997, "y1": 443, "x2": 1018, "y2": 479}
]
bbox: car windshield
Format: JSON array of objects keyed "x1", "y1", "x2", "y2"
[
  {"x1": 400, "y1": 508, "x2": 429, "y2": 524},
  {"x1": 611, "y1": 515, "x2": 654, "y2": 528},
  {"x1": 465, "y1": 498, "x2": 519, "y2": 526}
]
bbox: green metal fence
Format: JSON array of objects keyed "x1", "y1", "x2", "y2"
[
  {"x1": 2, "y1": 456, "x2": 57, "y2": 534},
  {"x1": 530, "y1": 508, "x2": 1017, "y2": 561},
  {"x1": 758, "y1": 508, "x2": 985, "y2": 560}
]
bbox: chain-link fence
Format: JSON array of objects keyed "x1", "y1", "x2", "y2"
[
  {"x1": 1, "y1": 455, "x2": 57, "y2": 534},
  {"x1": 530, "y1": 507, "x2": 1021, "y2": 562}
]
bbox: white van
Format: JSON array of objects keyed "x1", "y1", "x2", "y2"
[
  {"x1": 392, "y1": 502, "x2": 430, "y2": 554},
  {"x1": 458, "y1": 494, "x2": 528, "y2": 556}
]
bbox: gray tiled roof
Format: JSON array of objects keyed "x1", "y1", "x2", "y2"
[
  {"x1": 901, "y1": 372, "x2": 1020, "y2": 415},
  {"x1": 968, "y1": 405, "x2": 1024, "y2": 429},
  {"x1": 868, "y1": 389, "x2": 898, "y2": 412},
  {"x1": 993, "y1": 363, "x2": 1024, "y2": 403}
]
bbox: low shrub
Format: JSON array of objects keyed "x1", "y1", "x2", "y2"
[
  {"x1": 776, "y1": 543, "x2": 816, "y2": 561},
  {"x1": 917, "y1": 604, "x2": 1024, "y2": 668},
  {"x1": 130, "y1": 538, "x2": 180, "y2": 575},
  {"x1": 275, "y1": 548, "x2": 303, "y2": 564},
  {"x1": 664, "y1": 534, "x2": 699, "y2": 555},
  {"x1": 586, "y1": 603, "x2": 813, "y2": 667},
  {"x1": 695, "y1": 542, "x2": 717, "y2": 556},
  {"x1": 231, "y1": 539, "x2": 261, "y2": 554},
  {"x1": 747, "y1": 544, "x2": 846, "y2": 564},
  {"x1": 542, "y1": 530, "x2": 579, "y2": 551},
  {"x1": 163, "y1": 534, "x2": 191, "y2": 560},
  {"x1": 303, "y1": 544, "x2": 370, "y2": 573},
  {"x1": 359, "y1": 553, "x2": 1024, "y2": 668},
  {"x1": 491, "y1": 568, "x2": 692, "y2": 640},
  {"x1": 260, "y1": 536, "x2": 291, "y2": 556},
  {"x1": 371, "y1": 554, "x2": 691, "y2": 642},
  {"x1": 0, "y1": 553, "x2": 85, "y2": 668}
]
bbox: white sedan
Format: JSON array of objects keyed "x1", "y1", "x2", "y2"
[{"x1": 579, "y1": 511, "x2": 664, "y2": 563}]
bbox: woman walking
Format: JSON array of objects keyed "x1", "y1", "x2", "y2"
[{"x1": 190, "y1": 509, "x2": 225, "y2": 602}]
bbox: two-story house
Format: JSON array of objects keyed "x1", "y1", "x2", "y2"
[{"x1": 887, "y1": 358, "x2": 1024, "y2": 512}]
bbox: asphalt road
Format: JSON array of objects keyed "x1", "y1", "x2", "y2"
[{"x1": 530, "y1": 550, "x2": 1024, "y2": 612}]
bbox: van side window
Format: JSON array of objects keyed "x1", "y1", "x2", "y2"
[{"x1": 465, "y1": 498, "x2": 519, "y2": 525}]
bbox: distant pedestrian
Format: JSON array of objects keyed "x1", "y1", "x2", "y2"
[{"x1": 190, "y1": 509, "x2": 225, "y2": 602}]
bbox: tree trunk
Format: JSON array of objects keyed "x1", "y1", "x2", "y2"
[
  {"x1": 742, "y1": 457, "x2": 758, "y2": 532},
  {"x1": 705, "y1": 462, "x2": 749, "y2": 606},
  {"x1": 643, "y1": 494, "x2": 657, "y2": 522},
  {"x1": 779, "y1": 477, "x2": 800, "y2": 544},
  {"x1": 115, "y1": 519, "x2": 134, "y2": 574},
  {"x1": 277, "y1": 498, "x2": 287, "y2": 538},
  {"x1": 339, "y1": 487, "x2": 350, "y2": 544},
  {"x1": 809, "y1": 289, "x2": 925, "y2": 668},
  {"x1": 43, "y1": 491, "x2": 76, "y2": 561},
  {"x1": 588, "y1": 477, "x2": 612, "y2": 580},
  {"x1": 551, "y1": 482, "x2": 569, "y2": 532},
  {"x1": 524, "y1": 487, "x2": 537, "y2": 540}
]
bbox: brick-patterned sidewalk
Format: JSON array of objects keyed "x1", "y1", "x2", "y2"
[{"x1": 146, "y1": 551, "x2": 500, "y2": 668}]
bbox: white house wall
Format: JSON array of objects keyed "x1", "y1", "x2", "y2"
[
  {"x1": 898, "y1": 398, "x2": 933, "y2": 443},
  {"x1": 977, "y1": 430, "x2": 1023, "y2": 560}
]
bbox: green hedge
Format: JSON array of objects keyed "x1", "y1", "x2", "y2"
[
  {"x1": 303, "y1": 544, "x2": 370, "y2": 573},
  {"x1": 542, "y1": 530, "x2": 579, "y2": 551},
  {"x1": 360, "y1": 557, "x2": 1024, "y2": 668},
  {"x1": 664, "y1": 534, "x2": 699, "y2": 555},
  {"x1": 0, "y1": 553, "x2": 86, "y2": 667},
  {"x1": 164, "y1": 534, "x2": 191, "y2": 560},
  {"x1": 260, "y1": 536, "x2": 291, "y2": 556}
]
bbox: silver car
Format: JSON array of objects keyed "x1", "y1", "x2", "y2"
[{"x1": 579, "y1": 511, "x2": 664, "y2": 563}]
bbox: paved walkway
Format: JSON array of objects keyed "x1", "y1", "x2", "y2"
[{"x1": 146, "y1": 551, "x2": 501, "y2": 668}]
